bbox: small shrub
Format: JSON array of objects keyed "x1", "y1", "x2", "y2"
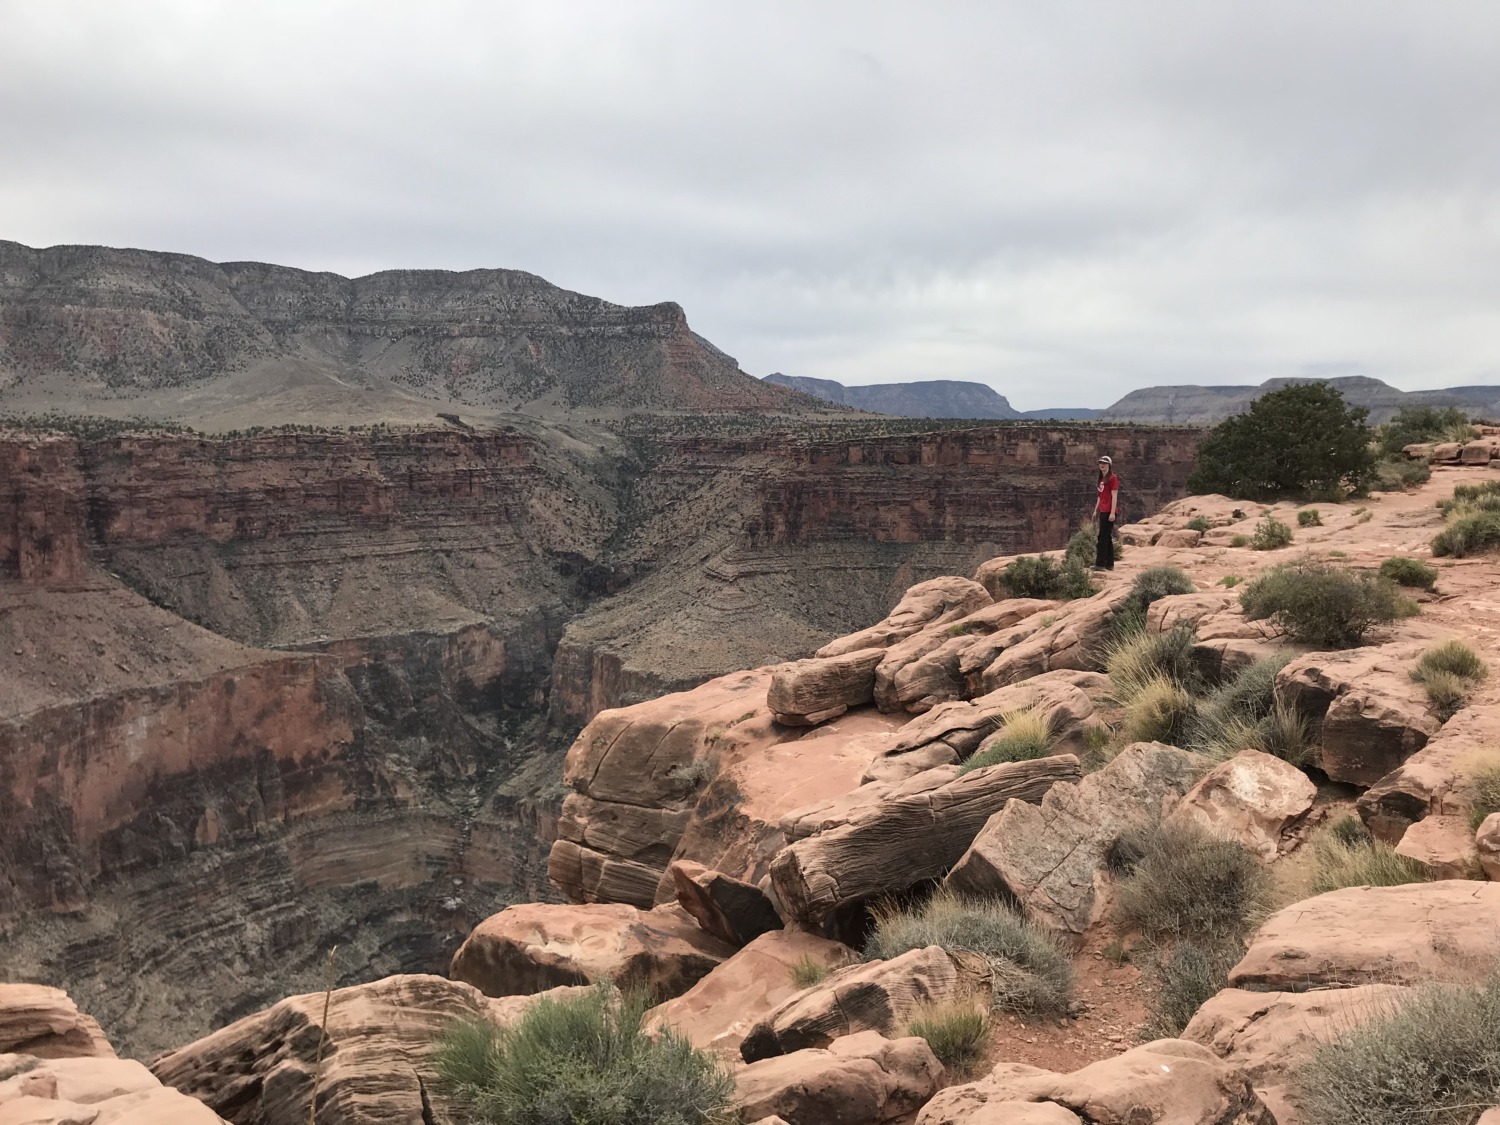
[
  {"x1": 1053, "y1": 560, "x2": 1100, "y2": 600},
  {"x1": 1250, "y1": 516, "x2": 1294, "y2": 550},
  {"x1": 1239, "y1": 560, "x2": 1407, "y2": 647},
  {"x1": 1356, "y1": 510, "x2": 1373, "y2": 524},
  {"x1": 789, "y1": 956, "x2": 832, "y2": 989},
  {"x1": 866, "y1": 892, "x2": 1073, "y2": 1016},
  {"x1": 1122, "y1": 675, "x2": 1196, "y2": 745},
  {"x1": 1218, "y1": 575, "x2": 1242, "y2": 588},
  {"x1": 1412, "y1": 640, "x2": 1487, "y2": 721},
  {"x1": 1107, "y1": 623, "x2": 1202, "y2": 701},
  {"x1": 1230, "y1": 534, "x2": 1250, "y2": 548},
  {"x1": 1371, "y1": 456, "x2": 1431, "y2": 492},
  {"x1": 1186, "y1": 516, "x2": 1211, "y2": 533},
  {"x1": 1297, "y1": 509, "x2": 1322, "y2": 527},
  {"x1": 906, "y1": 998, "x2": 990, "y2": 1077},
  {"x1": 1307, "y1": 830, "x2": 1428, "y2": 896},
  {"x1": 1432, "y1": 510, "x2": 1500, "y2": 558},
  {"x1": 1419, "y1": 672, "x2": 1469, "y2": 722},
  {"x1": 1000, "y1": 555, "x2": 1098, "y2": 601},
  {"x1": 1329, "y1": 814, "x2": 1372, "y2": 848},
  {"x1": 1449, "y1": 480, "x2": 1500, "y2": 505},
  {"x1": 435, "y1": 982, "x2": 735, "y2": 1125},
  {"x1": 1377, "y1": 405, "x2": 1474, "y2": 456},
  {"x1": 960, "y1": 709, "x2": 1053, "y2": 774},
  {"x1": 1064, "y1": 522, "x2": 1097, "y2": 569},
  {"x1": 1297, "y1": 973, "x2": 1500, "y2": 1125},
  {"x1": 1468, "y1": 765, "x2": 1500, "y2": 832},
  {"x1": 1111, "y1": 566, "x2": 1196, "y2": 638},
  {"x1": 1141, "y1": 942, "x2": 1237, "y2": 1040},
  {"x1": 1115, "y1": 821, "x2": 1271, "y2": 943},
  {"x1": 1186, "y1": 657, "x2": 1307, "y2": 764},
  {"x1": 1378, "y1": 556, "x2": 1437, "y2": 590}
]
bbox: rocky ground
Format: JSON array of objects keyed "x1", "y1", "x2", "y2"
[{"x1": 8, "y1": 456, "x2": 1500, "y2": 1124}]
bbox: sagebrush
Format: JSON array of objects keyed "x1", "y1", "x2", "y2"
[
  {"x1": 1115, "y1": 821, "x2": 1270, "y2": 944},
  {"x1": 1378, "y1": 556, "x2": 1437, "y2": 590},
  {"x1": 1239, "y1": 560, "x2": 1410, "y2": 647}
]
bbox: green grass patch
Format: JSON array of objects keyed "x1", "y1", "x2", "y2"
[
  {"x1": 1468, "y1": 765, "x2": 1500, "y2": 832},
  {"x1": 1186, "y1": 516, "x2": 1211, "y2": 533},
  {"x1": 1432, "y1": 509, "x2": 1500, "y2": 558},
  {"x1": 1140, "y1": 942, "x2": 1239, "y2": 1040},
  {"x1": 1411, "y1": 640, "x2": 1487, "y2": 722},
  {"x1": 1230, "y1": 534, "x2": 1250, "y2": 548},
  {"x1": 1306, "y1": 829, "x2": 1429, "y2": 896},
  {"x1": 1121, "y1": 675, "x2": 1196, "y2": 745},
  {"x1": 906, "y1": 998, "x2": 990, "y2": 1077},
  {"x1": 959, "y1": 709, "x2": 1054, "y2": 775},
  {"x1": 788, "y1": 956, "x2": 832, "y2": 989},
  {"x1": 1371, "y1": 456, "x2": 1431, "y2": 492}
]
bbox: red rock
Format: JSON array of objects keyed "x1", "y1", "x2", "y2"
[
  {"x1": 644, "y1": 930, "x2": 853, "y2": 1056},
  {"x1": 1393, "y1": 814, "x2": 1480, "y2": 879},
  {"x1": 1478, "y1": 813, "x2": 1500, "y2": 881},
  {"x1": 0, "y1": 985, "x2": 114, "y2": 1060},
  {"x1": 768, "y1": 648, "x2": 887, "y2": 725},
  {"x1": 734, "y1": 1031, "x2": 943, "y2": 1125},
  {"x1": 1165, "y1": 749, "x2": 1315, "y2": 861},
  {"x1": 1357, "y1": 707, "x2": 1500, "y2": 843},
  {"x1": 817, "y1": 577, "x2": 993, "y2": 658},
  {"x1": 449, "y1": 901, "x2": 734, "y2": 998},
  {"x1": 670, "y1": 860, "x2": 783, "y2": 946},
  {"x1": 0, "y1": 1054, "x2": 229, "y2": 1123}
]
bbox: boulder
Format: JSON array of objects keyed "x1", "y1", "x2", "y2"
[
  {"x1": 0, "y1": 985, "x2": 114, "y2": 1060},
  {"x1": 1164, "y1": 749, "x2": 1316, "y2": 861},
  {"x1": 153, "y1": 975, "x2": 545, "y2": 1125},
  {"x1": 1183, "y1": 985, "x2": 1410, "y2": 1123},
  {"x1": 740, "y1": 946, "x2": 982, "y2": 1062},
  {"x1": 1478, "y1": 813, "x2": 1500, "y2": 881},
  {"x1": 1356, "y1": 708, "x2": 1500, "y2": 843},
  {"x1": 450, "y1": 902, "x2": 734, "y2": 999},
  {"x1": 1392, "y1": 814, "x2": 1479, "y2": 879},
  {"x1": 735, "y1": 1031, "x2": 943, "y2": 1125},
  {"x1": 916, "y1": 1039, "x2": 1266, "y2": 1125},
  {"x1": 644, "y1": 931, "x2": 853, "y2": 1056},
  {"x1": 0, "y1": 1054, "x2": 229, "y2": 1124},
  {"x1": 1230, "y1": 882, "x2": 1500, "y2": 991},
  {"x1": 1461, "y1": 439, "x2": 1496, "y2": 464},
  {"x1": 768, "y1": 648, "x2": 887, "y2": 726},
  {"x1": 979, "y1": 587, "x2": 1133, "y2": 692},
  {"x1": 1276, "y1": 649, "x2": 1437, "y2": 787},
  {"x1": 819, "y1": 578, "x2": 992, "y2": 657},
  {"x1": 770, "y1": 755, "x2": 1081, "y2": 926},
  {"x1": 944, "y1": 743, "x2": 1203, "y2": 940},
  {"x1": 670, "y1": 861, "x2": 783, "y2": 946},
  {"x1": 1155, "y1": 528, "x2": 1202, "y2": 548}
]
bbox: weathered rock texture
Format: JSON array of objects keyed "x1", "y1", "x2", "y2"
[
  {"x1": 734, "y1": 1031, "x2": 943, "y2": 1125},
  {"x1": 0, "y1": 1054, "x2": 230, "y2": 1124},
  {"x1": 0, "y1": 986, "x2": 114, "y2": 1061},
  {"x1": 1165, "y1": 749, "x2": 1316, "y2": 860}
]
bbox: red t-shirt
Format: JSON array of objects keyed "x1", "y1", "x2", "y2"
[{"x1": 1098, "y1": 473, "x2": 1119, "y2": 513}]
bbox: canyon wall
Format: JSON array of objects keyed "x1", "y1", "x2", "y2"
[{"x1": 0, "y1": 419, "x2": 1200, "y2": 1055}]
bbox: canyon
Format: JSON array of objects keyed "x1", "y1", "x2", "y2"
[{"x1": 0, "y1": 416, "x2": 1201, "y2": 1056}]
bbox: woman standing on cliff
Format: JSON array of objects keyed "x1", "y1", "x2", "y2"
[{"x1": 1094, "y1": 455, "x2": 1119, "y2": 570}]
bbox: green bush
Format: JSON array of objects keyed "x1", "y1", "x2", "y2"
[
  {"x1": 1110, "y1": 566, "x2": 1197, "y2": 638},
  {"x1": 1297, "y1": 509, "x2": 1321, "y2": 527},
  {"x1": 1376, "y1": 405, "x2": 1474, "y2": 456},
  {"x1": 1250, "y1": 516, "x2": 1294, "y2": 550},
  {"x1": 1122, "y1": 675, "x2": 1196, "y2": 745},
  {"x1": 1468, "y1": 765, "x2": 1500, "y2": 832},
  {"x1": 1378, "y1": 556, "x2": 1437, "y2": 590},
  {"x1": 1141, "y1": 942, "x2": 1238, "y2": 1040},
  {"x1": 1184, "y1": 657, "x2": 1308, "y2": 764},
  {"x1": 1218, "y1": 575, "x2": 1242, "y2": 588},
  {"x1": 1432, "y1": 510, "x2": 1500, "y2": 558},
  {"x1": 1412, "y1": 640, "x2": 1487, "y2": 722},
  {"x1": 435, "y1": 983, "x2": 735, "y2": 1125},
  {"x1": 1298, "y1": 973, "x2": 1500, "y2": 1125},
  {"x1": 1230, "y1": 534, "x2": 1250, "y2": 548},
  {"x1": 1115, "y1": 821, "x2": 1271, "y2": 944},
  {"x1": 1448, "y1": 480, "x2": 1500, "y2": 506},
  {"x1": 1188, "y1": 382, "x2": 1376, "y2": 500},
  {"x1": 906, "y1": 999, "x2": 990, "y2": 1077},
  {"x1": 789, "y1": 956, "x2": 832, "y2": 989},
  {"x1": 999, "y1": 555, "x2": 1099, "y2": 601},
  {"x1": 1239, "y1": 560, "x2": 1409, "y2": 647},
  {"x1": 1329, "y1": 813, "x2": 1372, "y2": 848},
  {"x1": 866, "y1": 892, "x2": 1073, "y2": 1016},
  {"x1": 960, "y1": 709, "x2": 1054, "y2": 775},
  {"x1": 1186, "y1": 516, "x2": 1211, "y2": 533},
  {"x1": 1371, "y1": 456, "x2": 1431, "y2": 492},
  {"x1": 1064, "y1": 522, "x2": 1097, "y2": 568},
  {"x1": 1307, "y1": 830, "x2": 1429, "y2": 896}
]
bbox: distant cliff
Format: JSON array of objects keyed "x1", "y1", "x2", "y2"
[{"x1": 1098, "y1": 376, "x2": 1500, "y2": 425}]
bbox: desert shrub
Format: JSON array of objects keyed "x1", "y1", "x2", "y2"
[
  {"x1": 1186, "y1": 516, "x2": 1211, "y2": 533},
  {"x1": 1122, "y1": 675, "x2": 1196, "y2": 745},
  {"x1": 1372, "y1": 456, "x2": 1431, "y2": 492},
  {"x1": 1230, "y1": 534, "x2": 1250, "y2": 548},
  {"x1": 789, "y1": 956, "x2": 831, "y2": 989},
  {"x1": 1307, "y1": 830, "x2": 1428, "y2": 896},
  {"x1": 1239, "y1": 560, "x2": 1408, "y2": 647},
  {"x1": 906, "y1": 998, "x2": 990, "y2": 1077},
  {"x1": 1443, "y1": 419, "x2": 1483, "y2": 444},
  {"x1": 1432, "y1": 510, "x2": 1500, "y2": 558},
  {"x1": 435, "y1": 982, "x2": 735, "y2": 1125},
  {"x1": 1107, "y1": 623, "x2": 1202, "y2": 700},
  {"x1": 1250, "y1": 516, "x2": 1294, "y2": 550},
  {"x1": 1412, "y1": 640, "x2": 1487, "y2": 721},
  {"x1": 1376, "y1": 405, "x2": 1474, "y2": 456},
  {"x1": 1185, "y1": 657, "x2": 1307, "y2": 764},
  {"x1": 1297, "y1": 973, "x2": 1500, "y2": 1125},
  {"x1": 1115, "y1": 821, "x2": 1270, "y2": 944},
  {"x1": 1110, "y1": 566, "x2": 1197, "y2": 638},
  {"x1": 866, "y1": 892, "x2": 1073, "y2": 1016},
  {"x1": 1297, "y1": 509, "x2": 1321, "y2": 527},
  {"x1": 1218, "y1": 575, "x2": 1242, "y2": 588},
  {"x1": 1448, "y1": 480, "x2": 1500, "y2": 506},
  {"x1": 1141, "y1": 942, "x2": 1238, "y2": 1040},
  {"x1": 1000, "y1": 555, "x2": 1098, "y2": 601},
  {"x1": 1064, "y1": 522, "x2": 1096, "y2": 568},
  {"x1": 1468, "y1": 765, "x2": 1500, "y2": 832},
  {"x1": 1378, "y1": 556, "x2": 1437, "y2": 590},
  {"x1": 1328, "y1": 814, "x2": 1371, "y2": 847},
  {"x1": 1188, "y1": 382, "x2": 1376, "y2": 500},
  {"x1": 1419, "y1": 672, "x2": 1469, "y2": 722},
  {"x1": 960, "y1": 709, "x2": 1053, "y2": 774}
]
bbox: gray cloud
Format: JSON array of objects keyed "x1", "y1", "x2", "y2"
[{"x1": 2, "y1": 0, "x2": 1498, "y2": 407}]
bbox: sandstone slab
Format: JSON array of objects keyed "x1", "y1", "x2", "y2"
[
  {"x1": 979, "y1": 586, "x2": 1133, "y2": 692},
  {"x1": 1165, "y1": 749, "x2": 1315, "y2": 860},
  {"x1": 915, "y1": 1039, "x2": 1266, "y2": 1125},
  {"x1": 1392, "y1": 813, "x2": 1479, "y2": 879},
  {"x1": 670, "y1": 860, "x2": 783, "y2": 947},
  {"x1": 1356, "y1": 707, "x2": 1500, "y2": 843},
  {"x1": 944, "y1": 743, "x2": 1202, "y2": 940},
  {"x1": 768, "y1": 648, "x2": 887, "y2": 726},
  {"x1": 450, "y1": 901, "x2": 734, "y2": 999},
  {"x1": 818, "y1": 578, "x2": 992, "y2": 658},
  {"x1": 0, "y1": 1054, "x2": 229, "y2": 1124},
  {"x1": 770, "y1": 755, "x2": 1080, "y2": 926},
  {"x1": 735, "y1": 1031, "x2": 943, "y2": 1125},
  {"x1": 644, "y1": 930, "x2": 853, "y2": 1057},
  {"x1": 1230, "y1": 882, "x2": 1500, "y2": 991},
  {"x1": 1478, "y1": 813, "x2": 1500, "y2": 881},
  {"x1": 740, "y1": 946, "x2": 979, "y2": 1062},
  {"x1": 0, "y1": 986, "x2": 113, "y2": 1060}
]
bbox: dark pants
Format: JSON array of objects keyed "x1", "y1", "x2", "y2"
[{"x1": 1096, "y1": 513, "x2": 1115, "y2": 569}]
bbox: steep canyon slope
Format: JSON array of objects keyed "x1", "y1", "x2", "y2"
[{"x1": 1, "y1": 418, "x2": 1201, "y2": 1056}]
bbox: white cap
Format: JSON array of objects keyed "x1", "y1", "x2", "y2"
[{"x1": 1098, "y1": 455, "x2": 1113, "y2": 464}]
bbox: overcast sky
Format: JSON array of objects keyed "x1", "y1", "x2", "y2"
[{"x1": 3, "y1": 2, "x2": 1499, "y2": 408}]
